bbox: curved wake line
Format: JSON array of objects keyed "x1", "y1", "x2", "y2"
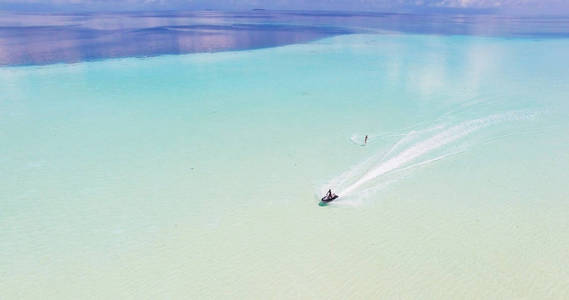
[
  {"x1": 349, "y1": 133, "x2": 408, "y2": 146},
  {"x1": 326, "y1": 111, "x2": 537, "y2": 200}
]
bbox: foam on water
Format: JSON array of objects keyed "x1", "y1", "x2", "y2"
[
  {"x1": 323, "y1": 110, "x2": 538, "y2": 204},
  {"x1": 349, "y1": 132, "x2": 409, "y2": 146}
]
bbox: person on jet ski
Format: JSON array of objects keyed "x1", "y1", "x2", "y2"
[{"x1": 324, "y1": 189, "x2": 337, "y2": 201}]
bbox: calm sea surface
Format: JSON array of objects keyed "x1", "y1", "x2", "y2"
[
  {"x1": 1, "y1": 10, "x2": 569, "y2": 299},
  {"x1": 1, "y1": 10, "x2": 569, "y2": 66}
]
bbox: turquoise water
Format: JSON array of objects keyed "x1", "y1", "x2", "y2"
[{"x1": 2, "y1": 34, "x2": 569, "y2": 298}]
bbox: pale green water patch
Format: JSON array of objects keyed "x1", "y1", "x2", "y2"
[{"x1": 1, "y1": 34, "x2": 569, "y2": 298}]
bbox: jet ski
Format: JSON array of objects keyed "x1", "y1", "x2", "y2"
[{"x1": 321, "y1": 189, "x2": 339, "y2": 203}]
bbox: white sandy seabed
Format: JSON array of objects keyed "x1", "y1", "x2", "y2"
[{"x1": 1, "y1": 34, "x2": 569, "y2": 298}]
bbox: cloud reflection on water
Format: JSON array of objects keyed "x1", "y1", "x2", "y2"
[{"x1": 1, "y1": 10, "x2": 568, "y2": 66}]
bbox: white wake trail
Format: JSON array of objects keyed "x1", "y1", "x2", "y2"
[{"x1": 332, "y1": 111, "x2": 534, "y2": 199}]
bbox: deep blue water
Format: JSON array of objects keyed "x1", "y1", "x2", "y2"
[{"x1": 1, "y1": 10, "x2": 569, "y2": 66}]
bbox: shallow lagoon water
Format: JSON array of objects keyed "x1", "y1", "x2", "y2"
[{"x1": 1, "y1": 28, "x2": 569, "y2": 298}]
